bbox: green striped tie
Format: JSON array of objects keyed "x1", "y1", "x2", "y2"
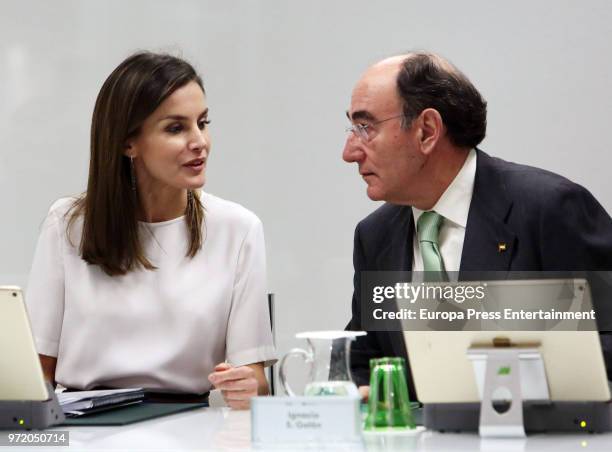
[{"x1": 417, "y1": 211, "x2": 446, "y2": 274}]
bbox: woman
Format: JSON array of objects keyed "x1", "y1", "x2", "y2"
[{"x1": 26, "y1": 52, "x2": 275, "y2": 409}]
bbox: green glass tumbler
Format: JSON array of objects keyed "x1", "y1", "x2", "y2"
[{"x1": 365, "y1": 357, "x2": 415, "y2": 430}]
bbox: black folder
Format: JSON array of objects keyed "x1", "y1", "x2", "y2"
[{"x1": 61, "y1": 402, "x2": 208, "y2": 426}]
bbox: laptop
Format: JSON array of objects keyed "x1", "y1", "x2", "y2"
[{"x1": 0, "y1": 286, "x2": 49, "y2": 401}]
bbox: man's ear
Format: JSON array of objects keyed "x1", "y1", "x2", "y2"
[{"x1": 418, "y1": 108, "x2": 443, "y2": 155}]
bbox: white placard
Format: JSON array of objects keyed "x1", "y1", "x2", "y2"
[{"x1": 251, "y1": 396, "x2": 362, "y2": 445}]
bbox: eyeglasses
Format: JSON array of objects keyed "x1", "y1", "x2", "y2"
[{"x1": 345, "y1": 115, "x2": 404, "y2": 142}]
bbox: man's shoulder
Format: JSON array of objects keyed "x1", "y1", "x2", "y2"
[
  {"x1": 477, "y1": 150, "x2": 593, "y2": 203},
  {"x1": 356, "y1": 203, "x2": 410, "y2": 236},
  {"x1": 477, "y1": 151, "x2": 612, "y2": 238}
]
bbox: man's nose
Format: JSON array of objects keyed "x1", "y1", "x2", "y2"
[{"x1": 342, "y1": 134, "x2": 364, "y2": 163}]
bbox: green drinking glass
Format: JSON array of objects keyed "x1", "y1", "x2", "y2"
[{"x1": 365, "y1": 357, "x2": 415, "y2": 430}]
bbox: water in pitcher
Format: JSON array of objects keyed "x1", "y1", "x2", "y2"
[{"x1": 304, "y1": 380, "x2": 360, "y2": 397}]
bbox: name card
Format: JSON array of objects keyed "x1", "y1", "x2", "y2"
[{"x1": 251, "y1": 396, "x2": 362, "y2": 445}]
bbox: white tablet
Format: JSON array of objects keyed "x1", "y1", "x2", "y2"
[
  {"x1": 0, "y1": 286, "x2": 49, "y2": 401},
  {"x1": 404, "y1": 279, "x2": 611, "y2": 403}
]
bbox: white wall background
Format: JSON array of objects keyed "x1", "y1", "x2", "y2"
[{"x1": 1, "y1": 0, "x2": 611, "y2": 392}]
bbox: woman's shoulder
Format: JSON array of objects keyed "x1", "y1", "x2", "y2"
[
  {"x1": 35, "y1": 196, "x2": 82, "y2": 245},
  {"x1": 44, "y1": 196, "x2": 81, "y2": 223},
  {"x1": 200, "y1": 192, "x2": 262, "y2": 229},
  {"x1": 49, "y1": 196, "x2": 79, "y2": 213}
]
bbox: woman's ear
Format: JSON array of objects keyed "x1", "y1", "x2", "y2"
[{"x1": 124, "y1": 142, "x2": 136, "y2": 158}]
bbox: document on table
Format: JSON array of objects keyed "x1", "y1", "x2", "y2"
[{"x1": 58, "y1": 388, "x2": 145, "y2": 416}]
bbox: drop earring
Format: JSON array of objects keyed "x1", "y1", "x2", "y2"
[{"x1": 130, "y1": 156, "x2": 136, "y2": 192}]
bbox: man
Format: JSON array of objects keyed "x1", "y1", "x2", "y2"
[{"x1": 342, "y1": 52, "x2": 612, "y2": 399}]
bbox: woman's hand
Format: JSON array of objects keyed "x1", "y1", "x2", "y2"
[
  {"x1": 39, "y1": 354, "x2": 57, "y2": 386},
  {"x1": 208, "y1": 362, "x2": 268, "y2": 410}
]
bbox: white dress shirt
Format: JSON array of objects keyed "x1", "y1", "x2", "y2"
[
  {"x1": 26, "y1": 192, "x2": 276, "y2": 393},
  {"x1": 412, "y1": 149, "x2": 477, "y2": 273}
]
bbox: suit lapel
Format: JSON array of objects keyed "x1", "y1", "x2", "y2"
[
  {"x1": 372, "y1": 205, "x2": 414, "y2": 360},
  {"x1": 374, "y1": 205, "x2": 414, "y2": 271},
  {"x1": 460, "y1": 150, "x2": 517, "y2": 272}
]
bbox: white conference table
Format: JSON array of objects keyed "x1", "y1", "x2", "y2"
[{"x1": 4, "y1": 406, "x2": 612, "y2": 451}]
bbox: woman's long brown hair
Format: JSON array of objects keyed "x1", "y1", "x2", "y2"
[{"x1": 67, "y1": 52, "x2": 205, "y2": 276}]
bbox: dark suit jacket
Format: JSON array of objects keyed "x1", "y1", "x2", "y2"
[{"x1": 346, "y1": 149, "x2": 612, "y2": 397}]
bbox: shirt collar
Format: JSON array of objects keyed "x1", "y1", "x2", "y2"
[{"x1": 412, "y1": 148, "x2": 477, "y2": 228}]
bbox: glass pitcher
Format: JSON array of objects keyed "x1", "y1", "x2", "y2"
[{"x1": 279, "y1": 330, "x2": 365, "y2": 396}]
